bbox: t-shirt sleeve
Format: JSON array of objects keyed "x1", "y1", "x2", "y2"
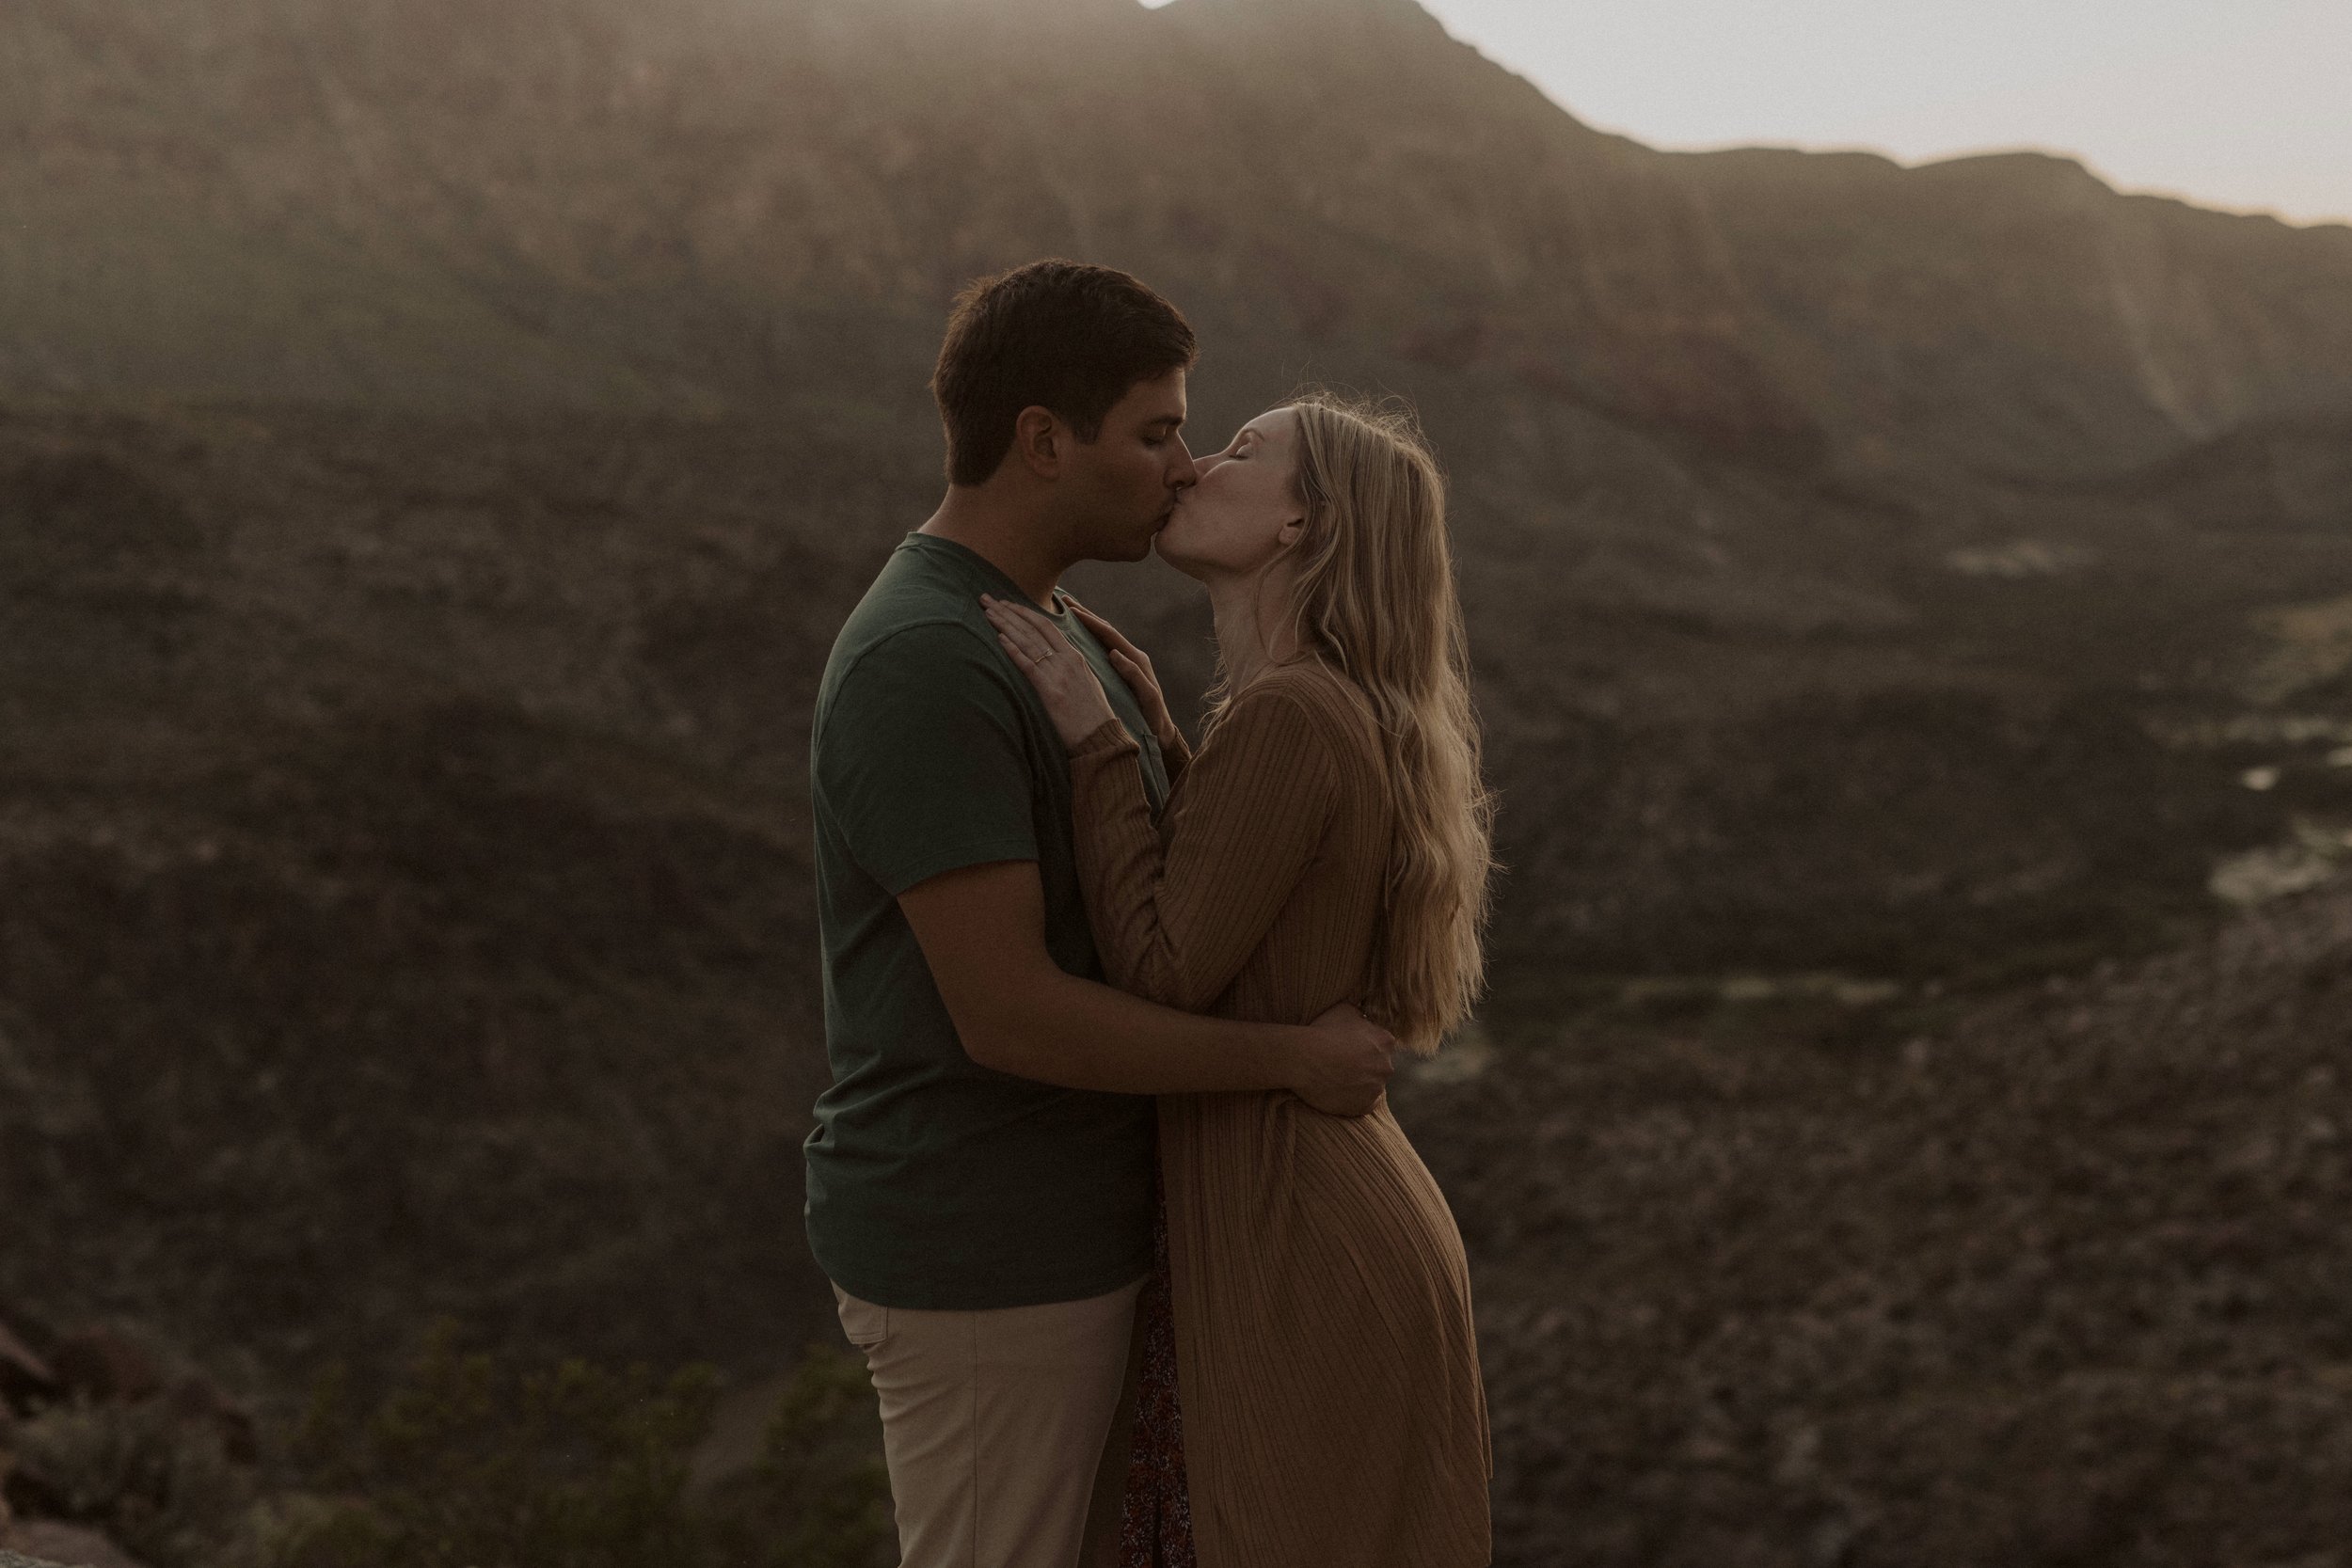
[{"x1": 817, "y1": 622, "x2": 1039, "y2": 895}]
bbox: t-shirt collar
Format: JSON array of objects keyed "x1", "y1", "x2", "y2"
[{"x1": 903, "y1": 531, "x2": 1073, "y2": 618}]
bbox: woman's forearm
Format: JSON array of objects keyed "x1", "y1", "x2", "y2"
[
  {"x1": 1067, "y1": 692, "x2": 1337, "y2": 1014},
  {"x1": 1067, "y1": 721, "x2": 1200, "y2": 1006}
]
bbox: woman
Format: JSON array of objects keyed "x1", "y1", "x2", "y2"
[{"x1": 980, "y1": 390, "x2": 1494, "y2": 1567}]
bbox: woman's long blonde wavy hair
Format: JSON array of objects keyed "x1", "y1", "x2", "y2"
[{"x1": 1206, "y1": 390, "x2": 1496, "y2": 1054}]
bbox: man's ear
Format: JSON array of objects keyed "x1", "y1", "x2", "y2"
[{"x1": 1011, "y1": 405, "x2": 1061, "y2": 479}]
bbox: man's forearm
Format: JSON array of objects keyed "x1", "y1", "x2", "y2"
[
  {"x1": 895, "y1": 858, "x2": 1377, "y2": 1102},
  {"x1": 969, "y1": 967, "x2": 1305, "y2": 1096}
]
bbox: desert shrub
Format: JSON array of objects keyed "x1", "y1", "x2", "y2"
[
  {"x1": 706, "y1": 1347, "x2": 892, "y2": 1568},
  {"x1": 260, "y1": 1318, "x2": 716, "y2": 1568},
  {"x1": 251, "y1": 1319, "x2": 889, "y2": 1568}
]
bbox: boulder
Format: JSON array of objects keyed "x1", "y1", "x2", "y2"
[{"x1": 0, "y1": 1326, "x2": 55, "y2": 1410}]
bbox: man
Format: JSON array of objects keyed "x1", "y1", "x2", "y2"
[{"x1": 805, "y1": 260, "x2": 1398, "y2": 1568}]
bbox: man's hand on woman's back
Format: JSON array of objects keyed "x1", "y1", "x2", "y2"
[{"x1": 1292, "y1": 1003, "x2": 1397, "y2": 1117}]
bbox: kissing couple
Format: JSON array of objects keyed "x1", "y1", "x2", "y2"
[{"x1": 804, "y1": 260, "x2": 1494, "y2": 1568}]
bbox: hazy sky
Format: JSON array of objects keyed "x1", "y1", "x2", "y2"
[{"x1": 1149, "y1": 0, "x2": 2352, "y2": 227}]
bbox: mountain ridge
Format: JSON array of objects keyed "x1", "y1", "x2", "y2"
[{"x1": 5, "y1": 0, "x2": 2348, "y2": 482}]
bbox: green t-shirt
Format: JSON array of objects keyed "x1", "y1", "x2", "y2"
[{"x1": 803, "y1": 531, "x2": 1171, "y2": 1310}]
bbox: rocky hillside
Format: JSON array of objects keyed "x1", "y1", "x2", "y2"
[{"x1": 0, "y1": 404, "x2": 898, "y2": 1380}]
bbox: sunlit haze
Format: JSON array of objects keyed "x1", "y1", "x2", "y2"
[{"x1": 1144, "y1": 0, "x2": 2352, "y2": 226}]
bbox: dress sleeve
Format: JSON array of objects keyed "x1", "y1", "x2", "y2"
[
  {"x1": 1065, "y1": 680, "x2": 1338, "y2": 1013},
  {"x1": 1158, "y1": 724, "x2": 1194, "y2": 786}
]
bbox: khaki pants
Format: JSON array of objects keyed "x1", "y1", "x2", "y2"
[{"x1": 833, "y1": 1277, "x2": 1144, "y2": 1568}]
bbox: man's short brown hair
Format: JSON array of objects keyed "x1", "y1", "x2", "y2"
[{"x1": 930, "y1": 261, "x2": 1198, "y2": 486}]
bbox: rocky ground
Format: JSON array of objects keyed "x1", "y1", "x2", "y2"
[
  {"x1": 10, "y1": 872, "x2": 2349, "y2": 1567},
  {"x1": 1398, "y1": 880, "x2": 2352, "y2": 1567}
]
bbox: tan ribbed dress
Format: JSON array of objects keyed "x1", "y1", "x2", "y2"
[{"x1": 1067, "y1": 658, "x2": 1491, "y2": 1568}]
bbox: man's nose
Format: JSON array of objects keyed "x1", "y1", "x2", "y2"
[{"x1": 1169, "y1": 443, "x2": 1200, "y2": 488}]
